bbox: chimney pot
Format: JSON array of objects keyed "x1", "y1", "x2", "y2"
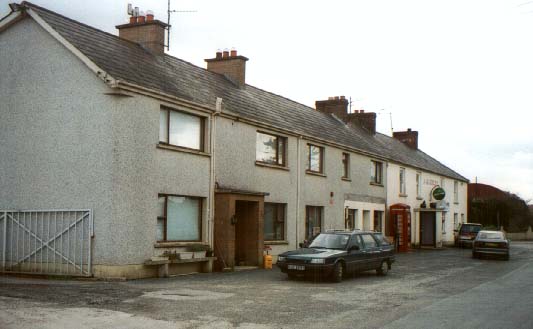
[
  {"x1": 334, "y1": 96, "x2": 340, "y2": 100},
  {"x1": 340, "y1": 96, "x2": 345, "y2": 100},
  {"x1": 129, "y1": 16, "x2": 137, "y2": 24},
  {"x1": 230, "y1": 49, "x2": 237, "y2": 57},
  {"x1": 223, "y1": 49, "x2": 230, "y2": 58},
  {"x1": 146, "y1": 10, "x2": 154, "y2": 21},
  {"x1": 138, "y1": 15, "x2": 145, "y2": 23},
  {"x1": 216, "y1": 50, "x2": 223, "y2": 59}
]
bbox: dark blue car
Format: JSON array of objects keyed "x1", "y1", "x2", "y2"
[{"x1": 277, "y1": 231, "x2": 395, "y2": 282}]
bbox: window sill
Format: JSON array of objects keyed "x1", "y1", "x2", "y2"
[
  {"x1": 399, "y1": 193, "x2": 408, "y2": 198},
  {"x1": 416, "y1": 196, "x2": 424, "y2": 200},
  {"x1": 264, "y1": 240, "x2": 289, "y2": 245},
  {"x1": 154, "y1": 241, "x2": 206, "y2": 248},
  {"x1": 369, "y1": 182, "x2": 384, "y2": 187},
  {"x1": 454, "y1": 202, "x2": 459, "y2": 205},
  {"x1": 306, "y1": 170, "x2": 326, "y2": 177},
  {"x1": 255, "y1": 161, "x2": 289, "y2": 171},
  {"x1": 341, "y1": 177, "x2": 351, "y2": 182},
  {"x1": 157, "y1": 144, "x2": 210, "y2": 157}
]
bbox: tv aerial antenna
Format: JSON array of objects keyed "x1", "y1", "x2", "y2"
[{"x1": 167, "y1": 0, "x2": 197, "y2": 50}]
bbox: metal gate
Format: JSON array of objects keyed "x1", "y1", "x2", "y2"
[{"x1": 1, "y1": 210, "x2": 93, "y2": 276}]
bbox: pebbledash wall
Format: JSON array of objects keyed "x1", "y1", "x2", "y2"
[
  {"x1": 214, "y1": 116, "x2": 387, "y2": 257},
  {"x1": 0, "y1": 18, "x2": 213, "y2": 278},
  {"x1": 387, "y1": 162, "x2": 468, "y2": 247}
]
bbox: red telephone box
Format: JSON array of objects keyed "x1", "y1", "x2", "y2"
[{"x1": 389, "y1": 204, "x2": 411, "y2": 252}]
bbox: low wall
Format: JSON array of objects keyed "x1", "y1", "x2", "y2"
[{"x1": 505, "y1": 227, "x2": 533, "y2": 241}]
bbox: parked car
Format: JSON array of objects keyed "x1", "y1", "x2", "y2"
[
  {"x1": 276, "y1": 231, "x2": 395, "y2": 282},
  {"x1": 454, "y1": 223, "x2": 483, "y2": 248},
  {"x1": 472, "y1": 230, "x2": 510, "y2": 260}
]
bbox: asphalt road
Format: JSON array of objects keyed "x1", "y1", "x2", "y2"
[{"x1": 1, "y1": 242, "x2": 532, "y2": 329}]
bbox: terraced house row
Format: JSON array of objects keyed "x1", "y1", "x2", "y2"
[{"x1": 0, "y1": 2, "x2": 468, "y2": 279}]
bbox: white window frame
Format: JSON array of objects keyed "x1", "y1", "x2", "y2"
[
  {"x1": 399, "y1": 167, "x2": 406, "y2": 195},
  {"x1": 416, "y1": 172, "x2": 422, "y2": 198}
]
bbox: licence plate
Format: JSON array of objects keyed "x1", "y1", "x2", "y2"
[
  {"x1": 288, "y1": 264, "x2": 305, "y2": 271},
  {"x1": 485, "y1": 243, "x2": 498, "y2": 247}
]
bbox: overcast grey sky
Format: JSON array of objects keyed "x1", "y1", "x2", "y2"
[{"x1": 2, "y1": 0, "x2": 532, "y2": 203}]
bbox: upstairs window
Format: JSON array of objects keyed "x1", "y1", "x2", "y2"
[
  {"x1": 159, "y1": 107, "x2": 204, "y2": 151},
  {"x1": 416, "y1": 172, "x2": 422, "y2": 198},
  {"x1": 342, "y1": 153, "x2": 350, "y2": 179},
  {"x1": 307, "y1": 144, "x2": 324, "y2": 173},
  {"x1": 454, "y1": 181, "x2": 459, "y2": 203},
  {"x1": 399, "y1": 167, "x2": 406, "y2": 195},
  {"x1": 371, "y1": 161, "x2": 383, "y2": 185},
  {"x1": 256, "y1": 132, "x2": 286, "y2": 166}
]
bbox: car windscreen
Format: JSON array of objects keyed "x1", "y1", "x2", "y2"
[
  {"x1": 373, "y1": 233, "x2": 391, "y2": 246},
  {"x1": 309, "y1": 233, "x2": 350, "y2": 250},
  {"x1": 478, "y1": 232, "x2": 504, "y2": 240},
  {"x1": 461, "y1": 225, "x2": 482, "y2": 233}
]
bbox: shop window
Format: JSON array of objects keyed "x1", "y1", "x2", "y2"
[
  {"x1": 374, "y1": 211, "x2": 384, "y2": 232},
  {"x1": 157, "y1": 195, "x2": 202, "y2": 242},
  {"x1": 305, "y1": 206, "x2": 323, "y2": 240},
  {"x1": 256, "y1": 132, "x2": 286, "y2": 166},
  {"x1": 264, "y1": 203, "x2": 286, "y2": 241},
  {"x1": 159, "y1": 107, "x2": 204, "y2": 151},
  {"x1": 346, "y1": 208, "x2": 357, "y2": 231}
]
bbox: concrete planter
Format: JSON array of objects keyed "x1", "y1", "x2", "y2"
[
  {"x1": 193, "y1": 251, "x2": 206, "y2": 259},
  {"x1": 178, "y1": 252, "x2": 193, "y2": 260}
]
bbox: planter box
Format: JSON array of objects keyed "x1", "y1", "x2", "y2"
[
  {"x1": 178, "y1": 252, "x2": 193, "y2": 260},
  {"x1": 193, "y1": 251, "x2": 206, "y2": 259}
]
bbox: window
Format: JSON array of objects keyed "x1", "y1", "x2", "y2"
[
  {"x1": 346, "y1": 208, "x2": 357, "y2": 231},
  {"x1": 157, "y1": 195, "x2": 202, "y2": 242},
  {"x1": 159, "y1": 107, "x2": 204, "y2": 151},
  {"x1": 342, "y1": 153, "x2": 350, "y2": 179},
  {"x1": 399, "y1": 167, "x2": 406, "y2": 195},
  {"x1": 454, "y1": 213, "x2": 458, "y2": 230},
  {"x1": 307, "y1": 144, "x2": 324, "y2": 173},
  {"x1": 256, "y1": 132, "x2": 286, "y2": 166},
  {"x1": 373, "y1": 211, "x2": 384, "y2": 232},
  {"x1": 264, "y1": 203, "x2": 286, "y2": 241},
  {"x1": 305, "y1": 206, "x2": 323, "y2": 240},
  {"x1": 454, "y1": 181, "x2": 459, "y2": 203},
  {"x1": 361, "y1": 234, "x2": 377, "y2": 249},
  {"x1": 371, "y1": 161, "x2": 383, "y2": 184},
  {"x1": 461, "y1": 213, "x2": 465, "y2": 224},
  {"x1": 416, "y1": 172, "x2": 422, "y2": 198}
]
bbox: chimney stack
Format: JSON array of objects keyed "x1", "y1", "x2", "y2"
[
  {"x1": 315, "y1": 96, "x2": 349, "y2": 120},
  {"x1": 205, "y1": 48, "x2": 249, "y2": 87},
  {"x1": 315, "y1": 96, "x2": 377, "y2": 135},
  {"x1": 393, "y1": 128, "x2": 418, "y2": 149},
  {"x1": 116, "y1": 8, "x2": 169, "y2": 55}
]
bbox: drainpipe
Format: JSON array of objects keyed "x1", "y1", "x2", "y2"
[
  {"x1": 208, "y1": 98, "x2": 223, "y2": 249},
  {"x1": 296, "y1": 136, "x2": 302, "y2": 248}
]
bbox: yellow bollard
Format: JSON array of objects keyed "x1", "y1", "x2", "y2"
[{"x1": 263, "y1": 254, "x2": 273, "y2": 269}]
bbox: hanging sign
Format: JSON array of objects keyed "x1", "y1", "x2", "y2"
[{"x1": 432, "y1": 187, "x2": 446, "y2": 200}]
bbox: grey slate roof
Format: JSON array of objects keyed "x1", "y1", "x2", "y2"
[{"x1": 21, "y1": 2, "x2": 468, "y2": 182}]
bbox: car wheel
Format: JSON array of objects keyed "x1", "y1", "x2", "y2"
[
  {"x1": 377, "y1": 260, "x2": 389, "y2": 276},
  {"x1": 331, "y1": 262, "x2": 343, "y2": 283}
]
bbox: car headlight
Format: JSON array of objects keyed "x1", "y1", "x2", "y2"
[
  {"x1": 310, "y1": 258, "x2": 325, "y2": 264},
  {"x1": 277, "y1": 256, "x2": 286, "y2": 262}
]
